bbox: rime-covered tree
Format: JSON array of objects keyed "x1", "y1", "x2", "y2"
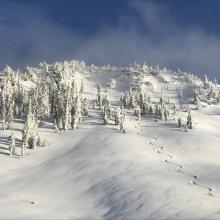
[
  {"x1": 203, "y1": 74, "x2": 210, "y2": 89},
  {"x1": 70, "y1": 96, "x2": 82, "y2": 130},
  {"x1": 119, "y1": 106, "x2": 126, "y2": 133},
  {"x1": 0, "y1": 66, "x2": 15, "y2": 129},
  {"x1": 80, "y1": 80, "x2": 84, "y2": 94},
  {"x1": 21, "y1": 100, "x2": 39, "y2": 157},
  {"x1": 178, "y1": 117, "x2": 182, "y2": 127},
  {"x1": 8, "y1": 131, "x2": 16, "y2": 157},
  {"x1": 164, "y1": 108, "x2": 168, "y2": 121},
  {"x1": 102, "y1": 96, "x2": 111, "y2": 125},
  {"x1": 114, "y1": 107, "x2": 120, "y2": 125},
  {"x1": 193, "y1": 91, "x2": 200, "y2": 105},
  {"x1": 97, "y1": 85, "x2": 103, "y2": 108},
  {"x1": 187, "y1": 110, "x2": 192, "y2": 129},
  {"x1": 148, "y1": 105, "x2": 153, "y2": 115},
  {"x1": 155, "y1": 104, "x2": 159, "y2": 120},
  {"x1": 82, "y1": 98, "x2": 88, "y2": 116}
]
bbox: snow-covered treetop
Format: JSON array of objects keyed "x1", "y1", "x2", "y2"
[{"x1": 0, "y1": 60, "x2": 217, "y2": 86}]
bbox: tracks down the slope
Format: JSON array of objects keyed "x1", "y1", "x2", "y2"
[{"x1": 135, "y1": 124, "x2": 218, "y2": 198}]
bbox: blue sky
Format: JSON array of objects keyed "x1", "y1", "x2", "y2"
[{"x1": 0, "y1": 0, "x2": 220, "y2": 79}]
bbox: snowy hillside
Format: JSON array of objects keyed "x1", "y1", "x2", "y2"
[{"x1": 0, "y1": 61, "x2": 220, "y2": 219}]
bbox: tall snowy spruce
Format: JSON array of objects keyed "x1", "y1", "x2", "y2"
[
  {"x1": 0, "y1": 66, "x2": 16, "y2": 130},
  {"x1": 21, "y1": 100, "x2": 39, "y2": 157},
  {"x1": 102, "y1": 96, "x2": 111, "y2": 125},
  {"x1": 177, "y1": 117, "x2": 182, "y2": 128},
  {"x1": 119, "y1": 106, "x2": 126, "y2": 133},
  {"x1": 187, "y1": 110, "x2": 193, "y2": 129}
]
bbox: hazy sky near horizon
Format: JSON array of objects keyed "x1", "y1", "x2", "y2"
[{"x1": 0, "y1": 0, "x2": 220, "y2": 79}]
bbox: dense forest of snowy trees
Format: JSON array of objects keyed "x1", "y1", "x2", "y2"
[{"x1": 0, "y1": 60, "x2": 219, "y2": 158}]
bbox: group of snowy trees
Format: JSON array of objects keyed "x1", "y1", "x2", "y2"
[
  {"x1": 32, "y1": 61, "x2": 89, "y2": 132},
  {"x1": 120, "y1": 86, "x2": 170, "y2": 122},
  {"x1": 127, "y1": 62, "x2": 172, "y2": 77},
  {"x1": 0, "y1": 66, "x2": 27, "y2": 130},
  {"x1": 0, "y1": 60, "x2": 219, "y2": 157},
  {"x1": 0, "y1": 65, "x2": 50, "y2": 157},
  {"x1": 119, "y1": 82, "x2": 195, "y2": 132},
  {"x1": 177, "y1": 109, "x2": 193, "y2": 132},
  {"x1": 192, "y1": 75, "x2": 220, "y2": 106},
  {"x1": 20, "y1": 101, "x2": 48, "y2": 157},
  {"x1": 0, "y1": 61, "x2": 91, "y2": 157},
  {"x1": 95, "y1": 84, "x2": 126, "y2": 133}
]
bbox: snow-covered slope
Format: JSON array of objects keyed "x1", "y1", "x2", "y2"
[{"x1": 0, "y1": 64, "x2": 220, "y2": 219}]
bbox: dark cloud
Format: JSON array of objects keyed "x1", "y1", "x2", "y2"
[{"x1": 0, "y1": 1, "x2": 219, "y2": 80}]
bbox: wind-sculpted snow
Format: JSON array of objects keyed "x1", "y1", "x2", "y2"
[{"x1": 0, "y1": 62, "x2": 220, "y2": 219}]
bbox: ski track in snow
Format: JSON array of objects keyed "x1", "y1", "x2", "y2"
[{"x1": 135, "y1": 123, "x2": 218, "y2": 198}]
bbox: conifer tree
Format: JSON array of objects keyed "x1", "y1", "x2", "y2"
[
  {"x1": 129, "y1": 94, "x2": 135, "y2": 109},
  {"x1": 203, "y1": 74, "x2": 209, "y2": 89},
  {"x1": 178, "y1": 117, "x2": 182, "y2": 127},
  {"x1": 82, "y1": 98, "x2": 88, "y2": 116},
  {"x1": 158, "y1": 106, "x2": 163, "y2": 120},
  {"x1": 114, "y1": 107, "x2": 120, "y2": 125},
  {"x1": 148, "y1": 105, "x2": 153, "y2": 115},
  {"x1": 139, "y1": 93, "x2": 144, "y2": 112},
  {"x1": 134, "y1": 107, "x2": 141, "y2": 121},
  {"x1": 8, "y1": 131, "x2": 16, "y2": 157},
  {"x1": 155, "y1": 104, "x2": 159, "y2": 119},
  {"x1": 187, "y1": 110, "x2": 192, "y2": 129},
  {"x1": 97, "y1": 90, "x2": 103, "y2": 108},
  {"x1": 80, "y1": 80, "x2": 84, "y2": 94},
  {"x1": 70, "y1": 95, "x2": 82, "y2": 130},
  {"x1": 159, "y1": 95, "x2": 164, "y2": 105},
  {"x1": 14, "y1": 81, "x2": 26, "y2": 118},
  {"x1": 0, "y1": 72, "x2": 15, "y2": 129},
  {"x1": 164, "y1": 109, "x2": 168, "y2": 121},
  {"x1": 102, "y1": 96, "x2": 111, "y2": 125},
  {"x1": 21, "y1": 100, "x2": 39, "y2": 156},
  {"x1": 193, "y1": 91, "x2": 200, "y2": 104},
  {"x1": 119, "y1": 106, "x2": 126, "y2": 133}
]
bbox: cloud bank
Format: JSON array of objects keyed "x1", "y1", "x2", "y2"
[{"x1": 0, "y1": 1, "x2": 220, "y2": 80}]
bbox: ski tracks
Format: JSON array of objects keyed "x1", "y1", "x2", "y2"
[{"x1": 135, "y1": 123, "x2": 218, "y2": 198}]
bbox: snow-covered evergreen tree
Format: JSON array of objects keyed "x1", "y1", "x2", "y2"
[
  {"x1": 21, "y1": 100, "x2": 39, "y2": 157},
  {"x1": 178, "y1": 117, "x2": 182, "y2": 127},
  {"x1": 102, "y1": 96, "x2": 111, "y2": 125},
  {"x1": 80, "y1": 80, "x2": 84, "y2": 94},
  {"x1": 148, "y1": 105, "x2": 153, "y2": 115},
  {"x1": 203, "y1": 74, "x2": 210, "y2": 89},
  {"x1": 70, "y1": 96, "x2": 82, "y2": 130},
  {"x1": 114, "y1": 107, "x2": 120, "y2": 125},
  {"x1": 164, "y1": 108, "x2": 168, "y2": 121},
  {"x1": 193, "y1": 91, "x2": 200, "y2": 105},
  {"x1": 8, "y1": 131, "x2": 16, "y2": 157},
  {"x1": 0, "y1": 67, "x2": 15, "y2": 129},
  {"x1": 82, "y1": 98, "x2": 88, "y2": 116},
  {"x1": 187, "y1": 110, "x2": 193, "y2": 129},
  {"x1": 119, "y1": 106, "x2": 126, "y2": 133}
]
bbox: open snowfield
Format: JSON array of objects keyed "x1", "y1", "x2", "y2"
[{"x1": 0, "y1": 66, "x2": 220, "y2": 219}]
